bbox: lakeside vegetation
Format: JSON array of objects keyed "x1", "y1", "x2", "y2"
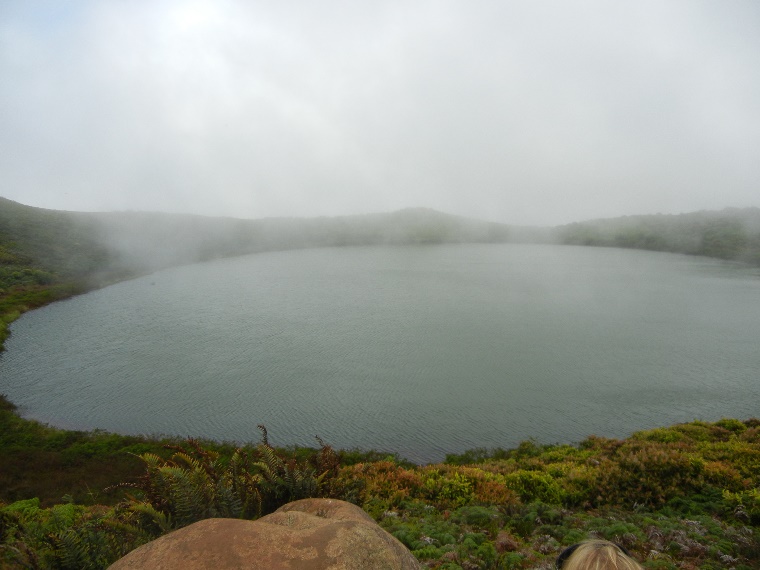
[
  {"x1": 1, "y1": 397, "x2": 758, "y2": 568},
  {"x1": 2, "y1": 197, "x2": 760, "y2": 567},
  {"x1": 556, "y1": 208, "x2": 760, "y2": 265}
]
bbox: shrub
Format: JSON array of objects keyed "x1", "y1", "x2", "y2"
[
  {"x1": 503, "y1": 470, "x2": 564, "y2": 504},
  {"x1": 701, "y1": 439, "x2": 760, "y2": 482},
  {"x1": 556, "y1": 464, "x2": 598, "y2": 507},
  {"x1": 472, "y1": 478, "x2": 521, "y2": 508},
  {"x1": 632, "y1": 427, "x2": 687, "y2": 444},
  {"x1": 714, "y1": 418, "x2": 748, "y2": 434},
  {"x1": 723, "y1": 488, "x2": 760, "y2": 525},
  {"x1": 499, "y1": 552, "x2": 526, "y2": 569},
  {"x1": 0, "y1": 499, "x2": 142, "y2": 569},
  {"x1": 593, "y1": 442, "x2": 705, "y2": 507},
  {"x1": 739, "y1": 427, "x2": 760, "y2": 444},
  {"x1": 451, "y1": 505, "x2": 499, "y2": 527},
  {"x1": 702, "y1": 460, "x2": 745, "y2": 491},
  {"x1": 422, "y1": 470, "x2": 474, "y2": 508},
  {"x1": 119, "y1": 428, "x2": 350, "y2": 533},
  {"x1": 672, "y1": 422, "x2": 733, "y2": 443},
  {"x1": 343, "y1": 461, "x2": 423, "y2": 507},
  {"x1": 445, "y1": 447, "x2": 499, "y2": 465}
]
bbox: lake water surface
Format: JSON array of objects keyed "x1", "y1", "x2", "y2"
[{"x1": 2, "y1": 244, "x2": 759, "y2": 463}]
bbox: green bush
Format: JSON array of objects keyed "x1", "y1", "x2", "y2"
[
  {"x1": 504, "y1": 470, "x2": 564, "y2": 504},
  {"x1": 723, "y1": 488, "x2": 760, "y2": 525},
  {"x1": 451, "y1": 505, "x2": 499, "y2": 527},
  {"x1": 123, "y1": 429, "x2": 349, "y2": 531},
  {"x1": 715, "y1": 418, "x2": 748, "y2": 434},
  {"x1": 593, "y1": 442, "x2": 705, "y2": 507},
  {"x1": 421, "y1": 470, "x2": 474, "y2": 508}
]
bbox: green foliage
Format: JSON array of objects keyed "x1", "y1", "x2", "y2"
[
  {"x1": 444, "y1": 440, "x2": 555, "y2": 466},
  {"x1": 714, "y1": 418, "x2": 748, "y2": 434},
  {"x1": 120, "y1": 428, "x2": 351, "y2": 535},
  {"x1": 593, "y1": 442, "x2": 706, "y2": 508},
  {"x1": 699, "y1": 219, "x2": 748, "y2": 259},
  {"x1": 422, "y1": 470, "x2": 475, "y2": 508},
  {"x1": 556, "y1": 208, "x2": 760, "y2": 266},
  {"x1": 123, "y1": 442, "x2": 261, "y2": 529},
  {"x1": 723, "y1": 488, "x2": 760, "y2": 525},
  {"x1": 700, "y1": 438, "x2": 760, "y2": 480},
  {"x1": 0, "y1": 394, "x2": 169, "y2": 506},
  {"x1": 631, "y1": 427, "x2": 687, "y2": 444},
  {"x1": 503, "y1": 470, "x2": 564, "y2": 504},
  {"x1": 0, "y1": 499, "x2": 147, "y2": 569},
  {"x1": 0, "y1": 430, "x2": 358, "y2": 568},
  {"x1": 451, "y1": 505, "x2": 500, "y2": 527},
  {"x1": 2, "y1": 418, "x2": 760, "y2": 569},
  {"x1": 335, "y1": 447, "x2": 413, "y2": 467},
  {"x1": 445, "y1": 447, "x2": 508, "y2": 465}
]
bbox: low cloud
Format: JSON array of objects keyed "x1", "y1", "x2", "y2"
[{"x1": 1, "y1": 0, "x2": 759, "y2": 225}]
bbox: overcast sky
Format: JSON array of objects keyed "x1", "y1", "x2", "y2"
[{"x1": 1, "y1": 1, "x2": 759, "y2": 226}]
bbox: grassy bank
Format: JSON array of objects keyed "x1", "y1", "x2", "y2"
[
  {"x1": 1, "y1": 397, "x2": 758, "y2": 569},
  {"x1": 0, "y1": 393, "x2": 396, "y2": 507}
]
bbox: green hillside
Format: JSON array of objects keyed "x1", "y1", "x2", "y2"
[
  {"x1": 84, "y1": 206, "x2": 516, "y2": 271},
  {"x1": 0, "y1": 198, "x2": 515, "y2": 277},
  {"x1": 0, "y1": 199, "x2": 111, "y2": 347},
  {"x1": 556, "y1": 208, "x2": 760, "y2": 265},
  {"x1": 0, "y1": 198, "x2": 515, "y2": 349}
]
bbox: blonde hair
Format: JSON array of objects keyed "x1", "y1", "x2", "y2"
[{"x1": 558, "y1": 540, "x2": 643, "y2": 570}]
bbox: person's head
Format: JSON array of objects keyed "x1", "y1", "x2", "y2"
[{"x1": 556, "y1": 540, "x2": 643, "y2": 570}]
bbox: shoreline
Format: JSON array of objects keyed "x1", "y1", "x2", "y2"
[
  {"x1": 2, "y1": 396, "x2": 759, "y2": 568},
  {"x1": 3, "y1": 254, "x2": 760, "y2": 467}
]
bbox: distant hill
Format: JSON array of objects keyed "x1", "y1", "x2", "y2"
[
  {"x1": 3, "y1": 198, "x2": 760, "y2": 294},
  {"x1": 2, "y1": 197, "x2": 760, "y2": 346},
  {"x1": 1, "y1": 198, "x2": 524, "y2": 347},
  {"x1": 85, "y1": 206, "x2": 520, "y2": 275},
  {"x1": 555, "y1": 208, "x2": 760, "y2": 265},
  {"x1": 0, "y1": 197, "x2": 113, "y2": 282},
  {"x1": 0, "y1": 199, "x2": 521, "y2": 278}
]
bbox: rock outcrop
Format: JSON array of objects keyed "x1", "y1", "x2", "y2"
[{"x1": 108, "y1": 498, "x2": 421, "y2": 569}]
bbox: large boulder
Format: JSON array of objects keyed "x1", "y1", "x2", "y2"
[{"x1": 108, "y1": 498, "x2": 421, "y2": 569}]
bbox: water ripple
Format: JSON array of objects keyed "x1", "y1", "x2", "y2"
[{"x1": 2, "y1": 245, "x2": 760, "y2": 463}]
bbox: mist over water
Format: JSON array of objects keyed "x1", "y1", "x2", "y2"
[{"x1": 2, "y1": 244, "x2": 759, "y2": 463}]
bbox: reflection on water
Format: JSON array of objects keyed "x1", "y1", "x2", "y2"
[{"x1": 1, "y1": 244, "x2": 759, "y2": 463}]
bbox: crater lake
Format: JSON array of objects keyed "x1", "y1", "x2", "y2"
[{"x1": 1, "y1": 243, "x2": 759, "y2": 463}]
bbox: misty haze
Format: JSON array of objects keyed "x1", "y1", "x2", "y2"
[{"x1": 2, "y1": 1, "x2": 760, "y2": 565}]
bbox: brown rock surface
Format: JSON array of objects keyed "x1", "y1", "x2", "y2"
[{"x1": 108, "y1": 498, "x2": 421, "y2": 569}]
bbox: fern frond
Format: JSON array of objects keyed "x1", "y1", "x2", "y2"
[
  {"x1": 257, "y1": 424, "x2": 269, "y2": 446},
  {"x1": 128, "y1": 502, "x2": 174, "y2": 534}
]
